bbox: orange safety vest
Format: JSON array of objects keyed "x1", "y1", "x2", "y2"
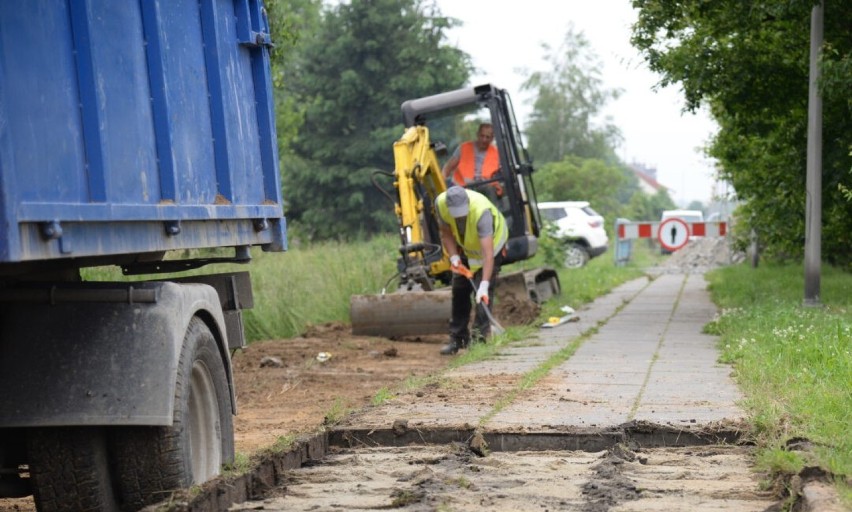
[{"x1": 451, "y1": 142, "x2": 500, "y2": 186}]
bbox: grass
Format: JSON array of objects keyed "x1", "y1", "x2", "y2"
[
  {"x1": 371, "y1": 386, "x2": 396, "y2": 406},
  {"x1": 322, "y1": 397, "x2": 349, "y2": 426},
  {"x1": 704, "y1": 263, "x2": 852, "y2": 502},
  {"x1": 81, "y1": 234, "x2": 651, "y2": 343},
  {"x1": 82, "y1": 236, "x2": 398, "y2": 342},
  {"x1": 515, "y1": 238, "x2": 652, "y2": 320}
]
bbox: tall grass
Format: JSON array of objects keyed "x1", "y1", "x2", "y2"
[
  {"x1": 704, "y1": 263, "x2": 851, "y2": 497},
  {"x1": 82, "y1": 235, "x2": 653, "y2": 342},
  {"x1": 240, "y1": 236, "x2": 397, "y2": 340},
  {"x1": 82, "y1": 236, "x2": 398, "y2": 341}
]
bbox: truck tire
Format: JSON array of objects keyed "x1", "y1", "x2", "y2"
[
  {"x1": 563, "y1": 243, "x2": 590, "y2": 269},
  {"x1": 27, "y1": 427, "x2": 120, "y2": 512},
  {"x1": 110, "y1": 317, "x2": 234, "y2": 510}
]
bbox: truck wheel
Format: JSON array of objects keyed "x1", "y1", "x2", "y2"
[
  {"x1": 563, "y1": 243, "x2": 590, "y2": 269},
  {"x1": 110, "y1": 317, "x2": 234, "y2": 510},
  {"x1": 27, "y1": 427, "x2": 120, "y2": 512}
]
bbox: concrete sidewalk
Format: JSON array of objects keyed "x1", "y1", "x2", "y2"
[
  {"x1": 227, "y1": 274, "x2": 771, "y2": 511},
  {"x1": 335, "y1": 273, "x2": 745, "y2": 439},
  {"x1": 490, "y1": 272, "x2": 744, "y2": 431}
]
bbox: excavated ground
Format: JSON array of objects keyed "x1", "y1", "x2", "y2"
[
  {"x1": 0, "y1": 239, "x2": 811, "y2": 511},
  {"x1": 0, "y1": 295, "x2": 538, "y2": 512}
]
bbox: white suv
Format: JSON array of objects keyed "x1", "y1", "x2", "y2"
[{"x1": 538, "y1": 201, "x2": 609, "y2": 268}]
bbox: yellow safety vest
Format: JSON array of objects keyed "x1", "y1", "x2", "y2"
[{"x1": 436, "y1": 189, "x2": 508, "y2": 270}]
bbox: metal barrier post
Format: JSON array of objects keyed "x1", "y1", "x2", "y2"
[{"x1": 614, "y1": 218, "x2": 633, "y2": 266}]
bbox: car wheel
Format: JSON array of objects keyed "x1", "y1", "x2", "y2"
[{"x1": 563, "y1": 243, "x2": 590, "y2": 269}]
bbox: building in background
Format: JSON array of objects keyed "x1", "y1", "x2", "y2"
[{"x1": 628, "y1": 162, "x2": 669, "y2": 197}]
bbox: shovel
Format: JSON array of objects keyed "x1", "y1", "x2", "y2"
[{"x1": 452, "y1": 264, "x2": 506, "y2": 336}]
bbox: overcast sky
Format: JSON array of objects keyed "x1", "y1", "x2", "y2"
[{"x1": 434, "y1": 0, "x2": 721, "y2": 206}]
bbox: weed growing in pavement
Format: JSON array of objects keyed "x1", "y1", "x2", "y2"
[
  {"x1": 371, "y1": 386, "x2": 395, "y2": 406},
  {"x1": 390, "y1": 489, "x2": 422, "y2": 507},
  {"x1": 706, "y1": 263, "x2": 851, "y2": 502},
  {"x1": 269, "y1": 434, "x2": 298, "y2": 453},
  {"x1": 322, "y1": 397, "x2": 349, "y2": 425},
  {"x1": 400, "y1": 373, "x2": 432, "y2": 391},
  {"x1": 221, "y1": 451, "x2": 253, "y2": 477},
  {"x1": 451, "y1": 476, "x2": 472, "y2": 489}
]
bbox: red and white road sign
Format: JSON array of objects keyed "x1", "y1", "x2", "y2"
[{"x1": 658, "y1": 218, "x2": 689, "y2": 252}]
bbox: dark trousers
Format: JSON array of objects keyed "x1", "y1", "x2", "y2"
[{"x1": 449, "y1": 252, "x2": 503, "y2": 344}]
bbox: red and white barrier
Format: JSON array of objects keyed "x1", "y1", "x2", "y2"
[{"x1": 616, "y1": 221, "x2": 727, "y2": 240}]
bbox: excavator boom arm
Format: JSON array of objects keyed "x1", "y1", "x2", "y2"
[{"x1": 392, "y1": 126, "x2": 451, "y2": 282}]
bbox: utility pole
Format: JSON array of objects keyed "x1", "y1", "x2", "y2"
[{"x1": 803, "y1": 1, "x2": 823, "y2": 307}]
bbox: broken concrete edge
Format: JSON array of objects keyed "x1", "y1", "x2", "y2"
[
  {"x1": 783, "y1": 466, "x2": 850, "y2": 512},
  {"x1": 141, "y1": 431, "x2": 331, "y2": 512},
  {"x1": 328, "y1": 420, "x2": 750, "y2": 452},
  {"x1": 141, "y1": 424, "x2": 848, "y2": 512},
  {"x1": 799, "y1": 479, "x2": 848, "y2": 512}
]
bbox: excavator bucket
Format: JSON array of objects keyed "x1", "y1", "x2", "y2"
[
  {"x1": 350, "y1": 289, "x2": 452, "y2": 337},
  {"x1": 349, "y1": 268, "x2": 560, "y2": 338},
  {"x1": 495, "y1": 268, "x2": 561, "y2": 305}
]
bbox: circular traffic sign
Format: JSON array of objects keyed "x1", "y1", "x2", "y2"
[{"x1": 658, "y1": 218, "x2": 689, "y2": 252}]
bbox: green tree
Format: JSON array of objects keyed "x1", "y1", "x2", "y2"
[
  {"x1": 686, "y1": 200, "x2": 705, "y2": 212},
  {"x1": 265, "y1": 0, "x2": 322, "y2": 155},
  {"x1": 535, "y1": 156, "x2": 628, "y2": 221},
  {"x1": 631, "y1": 0, "x2": 852, "y2": 267},
  {"x1": 625, "y1": 189, "x2": 677, "y2": 222},
  {"x1": 283, "y1": 0, "x2": 471, "y2": 240},
  {"x1": 522, "y1": 26, "x2": 622, "y2": 166}
]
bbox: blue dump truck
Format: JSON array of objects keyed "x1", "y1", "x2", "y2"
[{"x1": 0, "y1": 1, "x2": 285, "y2": 510}]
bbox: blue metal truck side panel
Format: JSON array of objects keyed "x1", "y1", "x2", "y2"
[{"x1": 0, "y1": 0, "x2": 286, "y2": 264}]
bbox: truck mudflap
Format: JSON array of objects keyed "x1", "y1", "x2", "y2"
[
  {"x1": 0, "y1": 281, "x2": 232, "y2": 427},
  {"x1": 349, "y1": 267, "x2": 560, "y2": 338}
]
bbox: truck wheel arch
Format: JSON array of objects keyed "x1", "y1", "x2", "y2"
[{"x1": 109, "y1": 316, "x2": 234, "y2": 510}]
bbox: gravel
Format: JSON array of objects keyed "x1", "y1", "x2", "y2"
[{"x1": 649, "y1": 237, "x2": 744, "y2": 274}]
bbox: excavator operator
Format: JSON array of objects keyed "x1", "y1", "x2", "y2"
[
  {"x1": 442, "y1": 123, "x2": 503, "y2": 197},
  {"x1": 435, "y1": 186, "x2": 508, "y2": 355}
]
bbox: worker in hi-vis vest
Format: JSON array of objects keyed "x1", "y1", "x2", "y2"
[{"x1": 434, "y1": 186, "x2": 508, "y2": 355}]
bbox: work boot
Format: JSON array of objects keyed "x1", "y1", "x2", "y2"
[
  {"x1": 440, "y1": 336, "x2": 469, "y2": 355},
  {"x1": 440, "y1": 339, "x2": 460, "y2": 355}
]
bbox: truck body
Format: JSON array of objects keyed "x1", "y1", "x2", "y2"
[{"x1": 0, "y1": 1, "x2": 285, "y2": 509}]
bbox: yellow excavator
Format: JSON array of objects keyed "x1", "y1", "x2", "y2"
[{"x1": 350, "y1": 84, "x2": 560, "y2": 337}]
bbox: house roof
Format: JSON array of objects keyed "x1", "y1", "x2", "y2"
[{"x1": 628, "y1": 163, "x2": 667, "y2": 193}]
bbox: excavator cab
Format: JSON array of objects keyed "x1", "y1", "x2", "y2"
[
  {"x1": 350, "y1": 84, "x2": 559, "y2": 337},
  {"x1": 401, "y1": 84, "x2": 544, "y2": 267}
]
